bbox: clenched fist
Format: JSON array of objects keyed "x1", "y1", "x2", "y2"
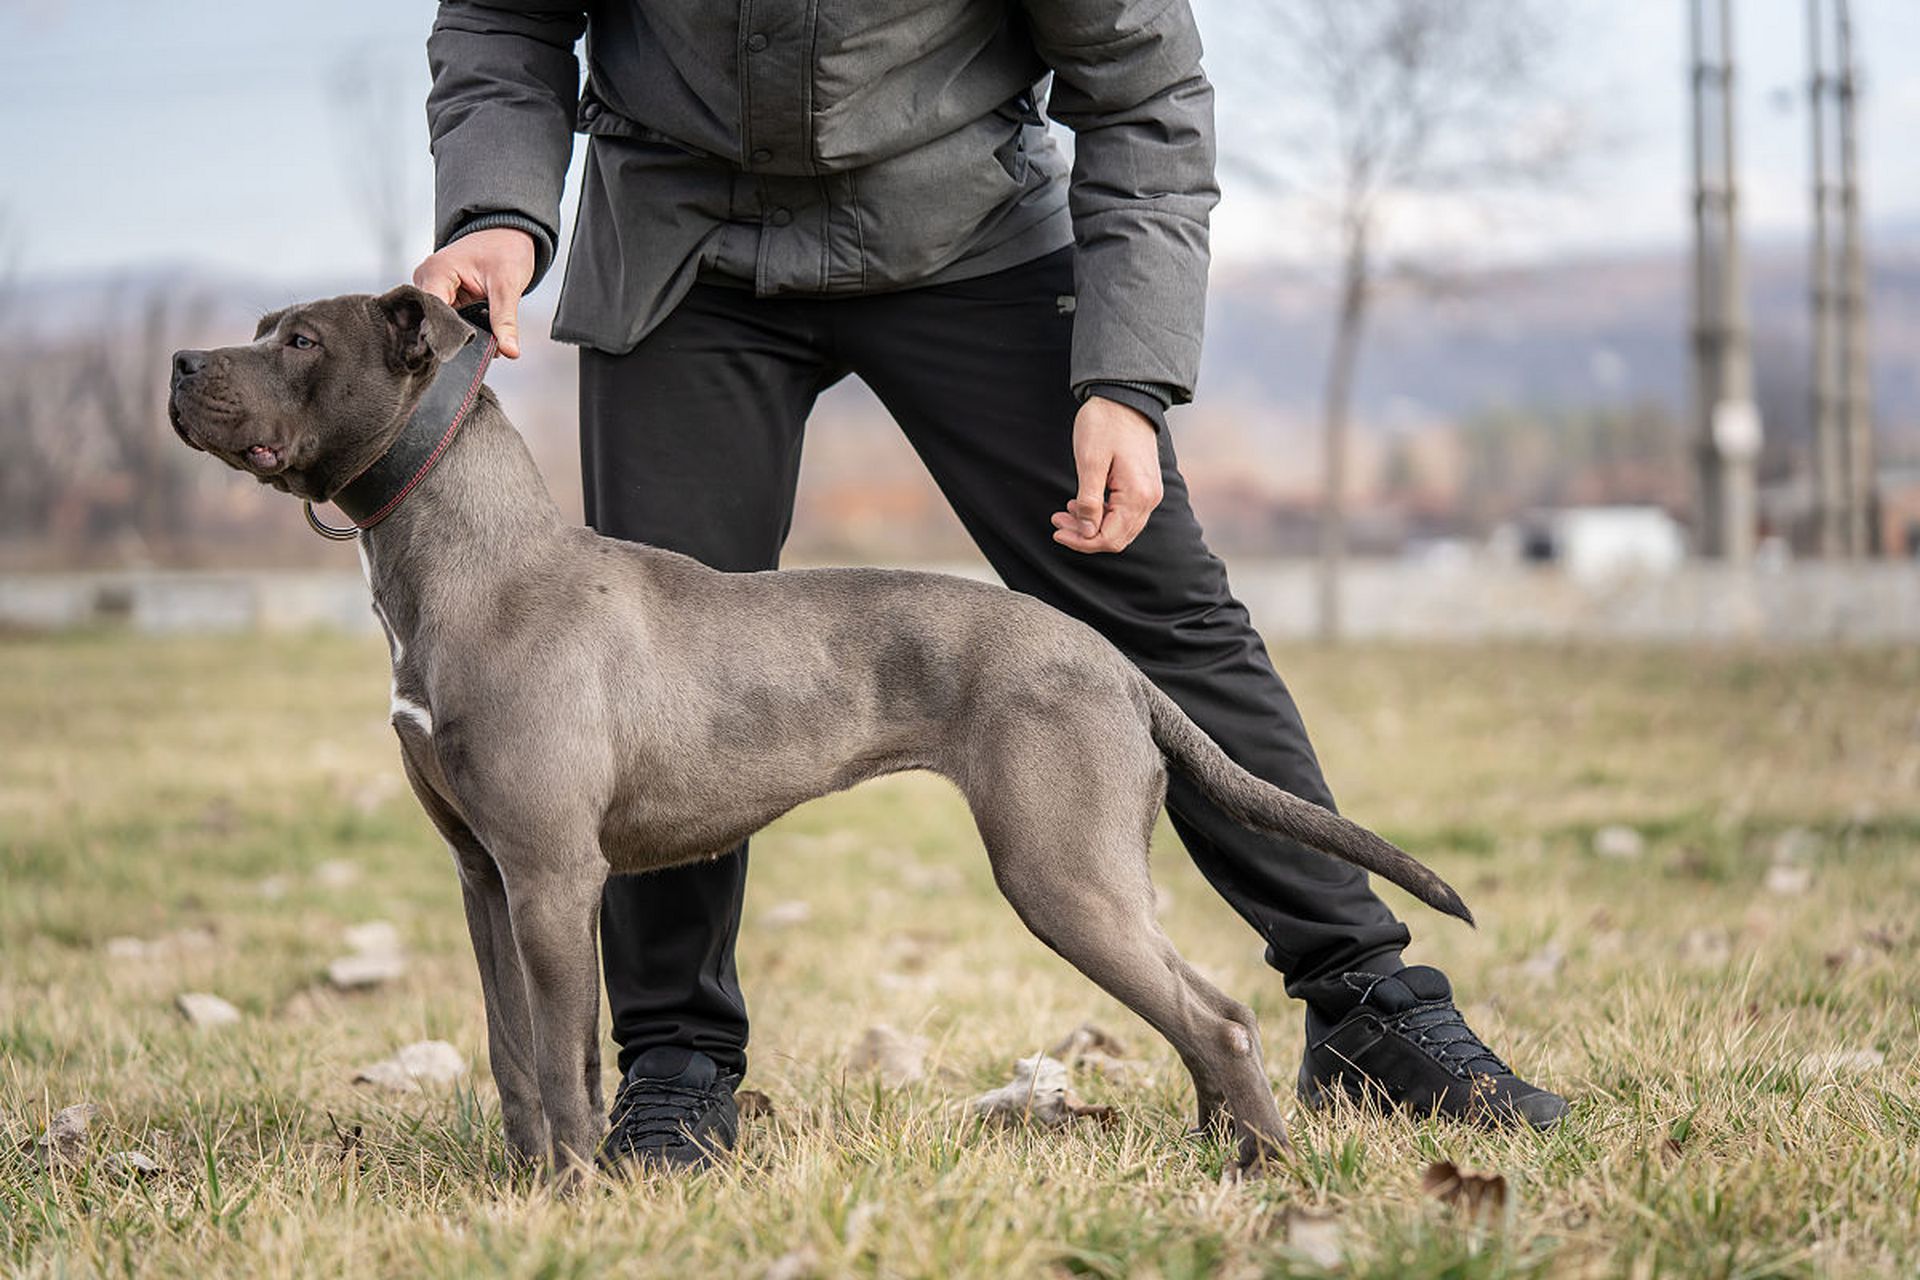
[{"x1": 1050, "y1": 397, "x2": 1165, "y2": 554}]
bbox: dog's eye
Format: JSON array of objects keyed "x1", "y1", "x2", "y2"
[{"x1": 288, "y1": 333, "x2": 319, "y2": 351}]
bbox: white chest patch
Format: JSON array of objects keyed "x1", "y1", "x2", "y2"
[
  {"x1": 363, "y1": 538, "x2": 428, "y2": 736},
  {"x1": 390, "y1": 687, "x2": 434, "y2": 736},
  {"x1": 360, "y1": 540, "x2": 407, "y2": 665}
]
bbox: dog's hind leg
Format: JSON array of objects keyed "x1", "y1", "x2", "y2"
[{"x1": 965, "y1": 735, "x2": 1289, "y2": 1172}]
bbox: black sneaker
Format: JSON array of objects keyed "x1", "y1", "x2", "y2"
[
  {"x1": 601, "y1": 1046, "x2": 741, "y2": 1172},
  {"x1": 1297, "y1": 966, "x2": 1568, "y2": 1130}
]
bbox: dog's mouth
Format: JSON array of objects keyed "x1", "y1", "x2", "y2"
[
  {"x1": 169, "y1": 399, "x2": 290, "y2": 475},
  {"x1": 241, "y1": 443, "x2": 286, "y2": 472}
]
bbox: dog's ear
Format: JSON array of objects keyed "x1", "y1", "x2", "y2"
[
  {"x1": 376, "y1": 285, "x2": 473, "y2": 374},
  {"x1": 252, "y1": 307, "x2": 287, "y2": 341}
]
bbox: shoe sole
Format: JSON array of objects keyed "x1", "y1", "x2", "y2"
[{"x1": 1296, "y1": 1080, "x2": 1568, "y2": 1132}]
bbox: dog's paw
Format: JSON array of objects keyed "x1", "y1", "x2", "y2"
[{"x1": 1228, "y1": 1127, "x2": 1289, "y2": 1181}]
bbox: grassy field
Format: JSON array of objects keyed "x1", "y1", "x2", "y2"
[{"x1": 2, "y1": 631, "x2": 1917, "y2": 1278}]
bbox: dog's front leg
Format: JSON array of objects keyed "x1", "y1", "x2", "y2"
[
  {"x1": 499, "y1": 849, "x2": 608, "y2": 1185},
  {"x1": 402, "y1": 754, "x2": 550, "y2": 1169},
  {"x1": 452, "y1": 846, "x2": 548, "y2": 1167}
]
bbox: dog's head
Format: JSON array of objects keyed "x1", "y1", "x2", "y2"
[{"x1": 167, "y1": 285, "x2": 474, "y2": 502}]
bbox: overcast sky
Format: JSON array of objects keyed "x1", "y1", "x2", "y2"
[{"x1": 3, "y1": 0, "x2": 1917, "y2": 284}]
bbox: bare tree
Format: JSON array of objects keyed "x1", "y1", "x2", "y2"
[
  {"x1": 1234, "y1": 0, "x2": 1581, "y2": 639},
  {"x1": 78, "y1": 291, "x2": 216, "y2": 559},
  {"x1": 0, "y1": 205, "x2": 23, "y2": 345},
  {"x1": 0, "y1": 286, "x2": 212, "y2": 563}
]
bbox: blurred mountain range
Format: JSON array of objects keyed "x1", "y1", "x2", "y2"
[{"x1": 7, "y1": 230, "x2": 1917, "y2": 567}]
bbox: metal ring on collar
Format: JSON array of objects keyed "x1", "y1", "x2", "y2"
[{"x1": 303, "y1": 501, "x2": 360, "y2": 541}]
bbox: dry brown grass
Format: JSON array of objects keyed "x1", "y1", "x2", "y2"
[{"x1": 3, "y1": 633, "x2": 1917, "y2": 1277}]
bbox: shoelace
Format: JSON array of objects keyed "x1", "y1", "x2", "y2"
[
  {"x1": 608, "y1": 1077, "x2": 722, "y2": 1147},
  {"x1": 1386, "y1": 1000, "x2": 1511, "y2": 1079}
]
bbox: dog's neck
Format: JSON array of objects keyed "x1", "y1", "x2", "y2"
[{"x1": 354, "y1": 394, "x2": 563, "y2": 654}]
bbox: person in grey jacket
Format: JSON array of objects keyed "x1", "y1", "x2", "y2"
[{"x1": 414, "y1": 0, "x2": 1567, "y2": 1169}]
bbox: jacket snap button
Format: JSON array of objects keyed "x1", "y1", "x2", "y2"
[
  {"x1": 769, "y1": 207, "x2": 792, "y2": 227},
  {"x1": 746, "y1": 33, "x2": 768, "y2": 52},
  {"x1": 751, "y1": 147, "x2": 773, "y2": 164}
]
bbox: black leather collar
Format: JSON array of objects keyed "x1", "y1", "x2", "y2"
[{"x1": 311, "y1": 306, "x2": 496, "y2": 535}]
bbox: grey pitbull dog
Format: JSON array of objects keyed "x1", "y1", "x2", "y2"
[{"x1": 168, "y1": 285, "x2": 1470, "y2": 1179}]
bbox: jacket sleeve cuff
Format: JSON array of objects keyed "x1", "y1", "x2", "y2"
[
  {"x1": 1077, "y1": 380, "x2": 1173, "y2": 433},
  {"x1": 444, "y1": 213, "x2": 557, "y2": 294}
]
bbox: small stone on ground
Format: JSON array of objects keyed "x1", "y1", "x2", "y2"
[
  {"x1": 313, "y1": 859, "x2": 360, "y2": 888},
  {"x1": 36, "y1": 1103, "x2": 100, "y2": 1166},
  {"x1": 761, "y1": 899, "x2": 812, "y2": 928},
  {"x1": 105, "y1": 927, "x2": 216, "y2": 962},
  {"x1": 353, "y1": 1040, "x2": 467, "y2": 1092},
  {"x1": 849, "y1": 1024, "x2": 928, "y2": 1086},
  {"x1": 106, "y1": 1150, "x2": 164, "y2": 1178},
  {"x1": 1764, "y1": 863, "x2": 1814, "y2": 896},
  {"x1": 762, "y1": 1247, "x2": 819, "y2": 1280},
  {"x1": 1799, "y1": 1048, "x2": 1884, "y2": 1075},
  {"x1": 342, "y1": 920, "x2": 402, "y2": 955},
  {"x1": 1592, "y1": 824, "x2": 1645, "y2": 859},
  {"x1": 175, "y1": 992, "x2": 242, "y2": 1029},
  {"x1": 326, "y1": 952, "x2": 409, "y2": 990},
  {"x1": 1284, "y1": 1208, "x2": 1345, "y2": 1268}
]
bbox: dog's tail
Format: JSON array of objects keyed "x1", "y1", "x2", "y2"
[{"x1": 1140, "y1": 678, "x2": 1473, "y2": 926}]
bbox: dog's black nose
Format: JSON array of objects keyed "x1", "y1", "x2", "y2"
[{"x1": 172, "y1": 349, "x2": 208, "y2": 384}]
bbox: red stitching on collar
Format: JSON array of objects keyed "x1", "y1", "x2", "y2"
[{"x1": 356, "y1": 336, "x2": 497, "y2": 530}]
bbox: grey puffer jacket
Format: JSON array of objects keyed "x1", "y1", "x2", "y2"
[{"x1": 426, "y1": 0, "x2": 1218, "y2": 403}]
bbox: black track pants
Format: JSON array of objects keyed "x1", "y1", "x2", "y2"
[{"x1": 580, "y1": 248, "x2": 1411, "y2": 1077}]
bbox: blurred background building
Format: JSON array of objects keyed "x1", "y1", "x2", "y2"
[{"x1": 2, "y1": 1, "x2": 1917, "y2": 639}]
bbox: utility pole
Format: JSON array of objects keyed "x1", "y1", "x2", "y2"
[
  {"x1": 1808, "y1": 0, "x2": 1843, "y2": 556},
  {"x1": 1810, "y1": 0, "x2": 1877, "y2": 557},
  {"x1": 1835, "y1": 0, "x2": 1875, "y2": 555},
  {"x1": 1689, "y1": 0, "x2": 1760, "y2": 565}
]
